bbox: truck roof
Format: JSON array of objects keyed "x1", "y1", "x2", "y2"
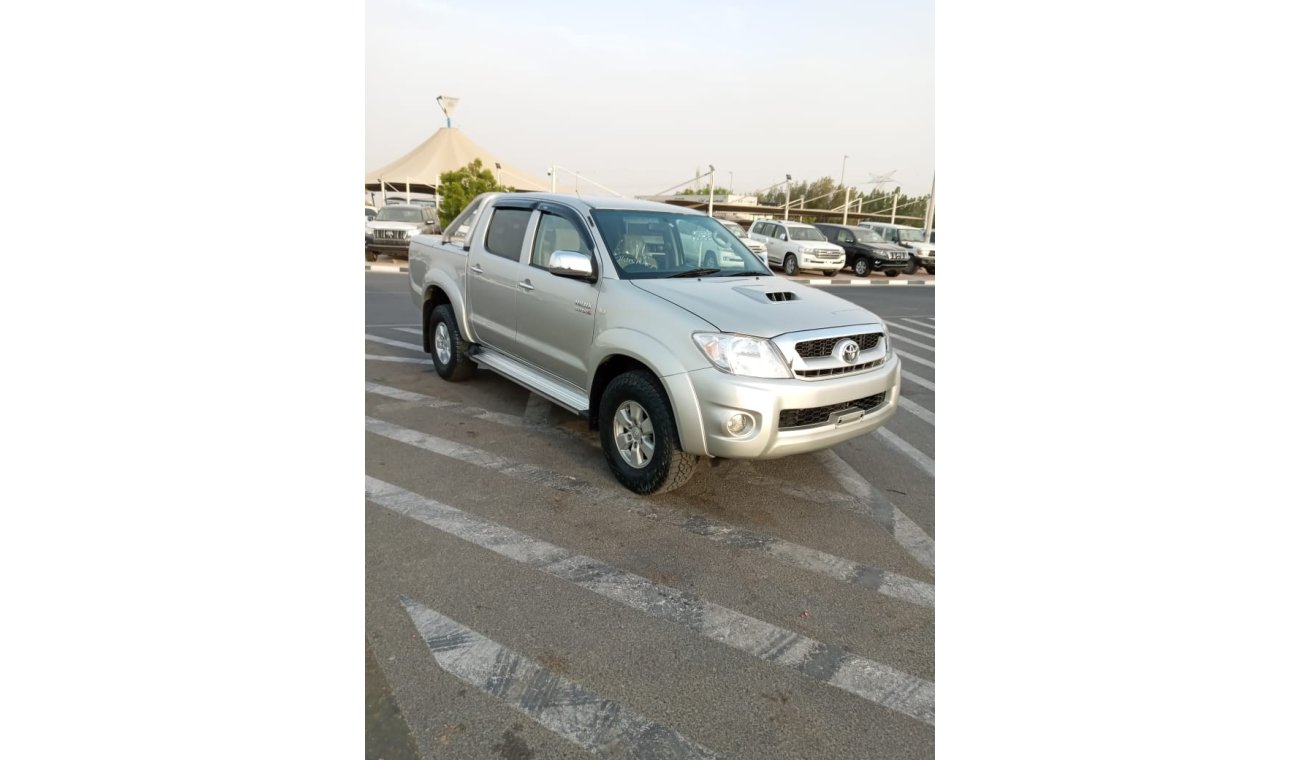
[{"x1": 490, "y1": 193, "x2": 704, "y2": 215}]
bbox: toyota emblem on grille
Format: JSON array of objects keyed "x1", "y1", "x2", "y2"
[{"x1": 836, "y1": 339, "x2": 860, "y2": 363}]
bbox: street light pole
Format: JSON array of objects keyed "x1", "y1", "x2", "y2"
[
  {"x1": 840, "y1": 155, "x2": 849, "y2": 225},
  {"x1": 783, "y1": 174, "x2": 792, "y2": 220},
  {"x1": 891, "y1": 188, "x2": 900, "y2": 224},
  {"x1": 549, "y1": 166, "x2": 556, "y2": 193},
  {"x1": 707, "y1": 165, "x2": 716, "y2": 218}
]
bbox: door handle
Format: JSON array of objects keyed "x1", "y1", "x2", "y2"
[
  {"x1": 517, "y1": 280, "x2": 535, "y2": 291},
  {"x1": 470, "y1": 264, "x2": 484, "y2": 274}
]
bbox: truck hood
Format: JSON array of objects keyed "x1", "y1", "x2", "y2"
[{"x1": 630, "y1": 278, "x2": 879, "y2": 337}]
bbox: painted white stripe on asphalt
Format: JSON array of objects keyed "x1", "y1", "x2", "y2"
[
  {"x1": 885, "y1": 321, "x2": 935, "y2": 339},
  {"x1": 366, "y1": 354, "x2": 432, "y2": 364},
  {"x1": 368, "y1": 478, "x2": 935, "y2": 723},
  {"x1": 886, "y1": 280, "x2": 910, "y2": 286},
  {"x1": 896, "y1": 350, "x2": 935, "y2": 368},
  {"x1": 365, "y1": 334, "x2": 426, "y2": 353},
  {"x1": 400, "y1": 599, "x2": 724, "y2": 759},
  {"x1": 898, "y1": 397, "x2": 935, "y2": 426},
  {"x1": 889, "y1": 333, "x2": 934, "y2": 353},
  {"x1": 876, "y1": 428, "x2": 935, "y2": 478},
  {"x1": 364, "y1": 413, "x2": 934, "y2": 607},
  {"x1": 902, "y1": 370, "x2": 935, "y2": 391},
  {"x1": 394, "y1": 327, "x2": 423, "y2": 336},
  {"x1": 902, "y1": 318, "x2": 936, "y2": 332},
  {"x1": 815, "y1": 451, "x2": 935, "y2": 572}
]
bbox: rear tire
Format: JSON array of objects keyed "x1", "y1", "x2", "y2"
[
  {"x1": 429, "y1": 304, "x2": 475, "y2": 381},
  {"x1": 885, "y1": 269, "x2": 900, "y2": 278},
  {"x1": 924, "y1": 265, "x2": 934, "y2": 275},
  {"x1": 783, "y1": 254, "x2": 798, "y2": 276},
  {"x1": 599, "y1": 371, "x2": 697, "y2": 495},
  {"x1": 823, "y1": 270, "x2": 838, "y2": 277}
]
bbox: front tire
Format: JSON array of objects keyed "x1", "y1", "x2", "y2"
[
  {"x1": 599, "y1": 371, "x2": 697, "y2": 495},
  {"x1": 365, "y1": 249, "x2": 377, "y2": 262},
  {"x1": 853, "y1": 257, "x2": 871, "y2": 277},
  {"x1": 903, "y1": 256, "x2": 919, "y2": 275},
  {"x1": 924, "y1": 265, "x2": 934, "y2": 275},
  {"x1": 783, "y1": 254, "x2": 798, "y2": 276},
  {"x1": 429, "y1": 304, "x2": 474, "y2": 381}
]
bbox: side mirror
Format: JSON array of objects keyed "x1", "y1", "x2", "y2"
[
  {"x1": 547, "y1": 250, "x2": 595, "y2": 281},
  {"x1": 779, "y1": 233, "x2": 788, "y2": 241}
]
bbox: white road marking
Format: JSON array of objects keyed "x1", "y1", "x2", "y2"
[
  {"x1": 400, "y1": 599, "x2": 725, "y2": 759},
  {"x1": 898, "y1": 397, "x2": 935, "y2": 426},
  {"x1": 363, "y1": 410, "x2": 933, "y2": 607},
  {"x1": 368, "y1": 478, "x2": 935, "y2": 724},
  {"x1": 815, "y1": 451, "x2": 935, "y2": 572},
  {"x1": 365, "y1": 334, "x2": 426, "y2": 353},
  {"x1": 885, "y1": 321, "x2": 935, "y2": 339},
  {"x1": 394, "y1": 327, "x2": 423, "y2": 336},
  {"x1": 887, "y1": 280, "x2": 911, "y2": 286},
  {"x1": 902, "y1": 370, "x2": 935, "y2": 391},
  {"x1": 889, "y1": 334, "x2": 934, "y2": 353},
  {"x1": 876, "y1": 428, "x2": 935, "y2": 478},
  {"x1": 366, "y1": 354, "x2": 432, "y2": 365},
  {"x1": 902, "y1": 318, "x2": 936, "y2": 331},
  {"x1": 896, "y1": 350, "x2": 935, "y2": 368}
]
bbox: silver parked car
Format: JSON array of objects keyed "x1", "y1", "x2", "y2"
[
  {"x1": 746, "y1": 220, "x2": 846, "y2": 276},
  {"x1": 366, "y1": 204, "x2": 441, "y2": 261},
  {"x1": 408, "y1": 193, "x2": 900, "y2": 494}
]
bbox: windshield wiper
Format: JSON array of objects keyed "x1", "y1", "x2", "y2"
[
  {"x1": 721, "y1": 270, "x2": 770, "y2": 277},
  {"x1": 667, "y1": 267, "x2": 721, "y2": 278}
]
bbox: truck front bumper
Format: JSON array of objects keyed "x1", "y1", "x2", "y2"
[
  {"x1": 666, "y1": 354, "x2": 901, "y2": 459},
  {"x1": 366, "y1": 240, "x2": 412, "y2": 257}
]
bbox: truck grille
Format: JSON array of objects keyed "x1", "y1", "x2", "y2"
[
  {"x1": 376, "y1": 229, "x2": 404, "y2": 239},
  {"x1": 778, "y1": 393, "x2": 887, "y2": 429},
  {"x1": 746, "y1": 242, "x2": 764, "y2": 254},
  {"x1": 795, "y1": 332, "x2": 881, "y2": 358},
  {"x1": 794, "y1": 358, "x2": 884, "y2": 378}
]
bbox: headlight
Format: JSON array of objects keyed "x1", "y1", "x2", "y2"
[
  {"x1": 692, "y1": 333, "x2": 792, "y2": 379},
  {"x1": 881, "y1": 323, "x2": 893, "y2": 355}
]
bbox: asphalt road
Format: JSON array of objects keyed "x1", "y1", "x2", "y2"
[{"x1": 366, "y1": 271, "x2": 937, "y2": 759}]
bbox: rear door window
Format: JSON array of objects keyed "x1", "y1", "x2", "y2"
[{"x1": 484, "y1": 208, "x2": 532, "y2": 260}]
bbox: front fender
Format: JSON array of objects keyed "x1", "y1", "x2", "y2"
[{"x1": 587, "y1": 327, "x2": 711, "y2": 456}]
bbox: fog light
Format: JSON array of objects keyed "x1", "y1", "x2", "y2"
[{"x1": 725, "y1": 413, "x2": 755, "y2": 437}]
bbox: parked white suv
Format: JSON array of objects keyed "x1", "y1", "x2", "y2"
[
  {"x1": 860, "y1": 222, "x2": 935, "y2": 275},
  {"x1": 748, "y1": 220, "x2": 845, "y2": 277}
]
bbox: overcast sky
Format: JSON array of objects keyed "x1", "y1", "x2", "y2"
[{"x1": 366, "y1": 0, "x2": 934, "y2": 197}]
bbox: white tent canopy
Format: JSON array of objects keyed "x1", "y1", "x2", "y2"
[{"x1": 364, "y1": 127, "x2": 548, "y2": 194}]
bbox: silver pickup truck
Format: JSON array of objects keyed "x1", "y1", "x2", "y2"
[{"x1": 408, "y1": 193, "x2": 901, "y2": 494}]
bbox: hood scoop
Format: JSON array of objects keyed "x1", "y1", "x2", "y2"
[{"x1": 733, "y1": 286, "x2": 800, "y2": 304}]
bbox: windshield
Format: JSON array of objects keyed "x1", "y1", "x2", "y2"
[
  {"x1": 897, "y1": 228, "x2": 925, "y2": 242},
  {"x1": 788, "y1": 226, "x2": 827, "y2": 241},
  {"x1": 375, "y1": 207, "x2": 424, "y2": 223},
  {"x1": 591, "y1": 211, "x2": 771, "y2": 280},
  {"x1": 855, "y1": 228, "x2": 885, "y2": 242}
]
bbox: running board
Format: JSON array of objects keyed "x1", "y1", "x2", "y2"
[{"x1": 470, "y1": 347, "x2": 589, "y2": 415}]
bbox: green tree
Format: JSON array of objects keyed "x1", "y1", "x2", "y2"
[{"x1": 437, "y1": 159, "x2": 507, "y2": 227}]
